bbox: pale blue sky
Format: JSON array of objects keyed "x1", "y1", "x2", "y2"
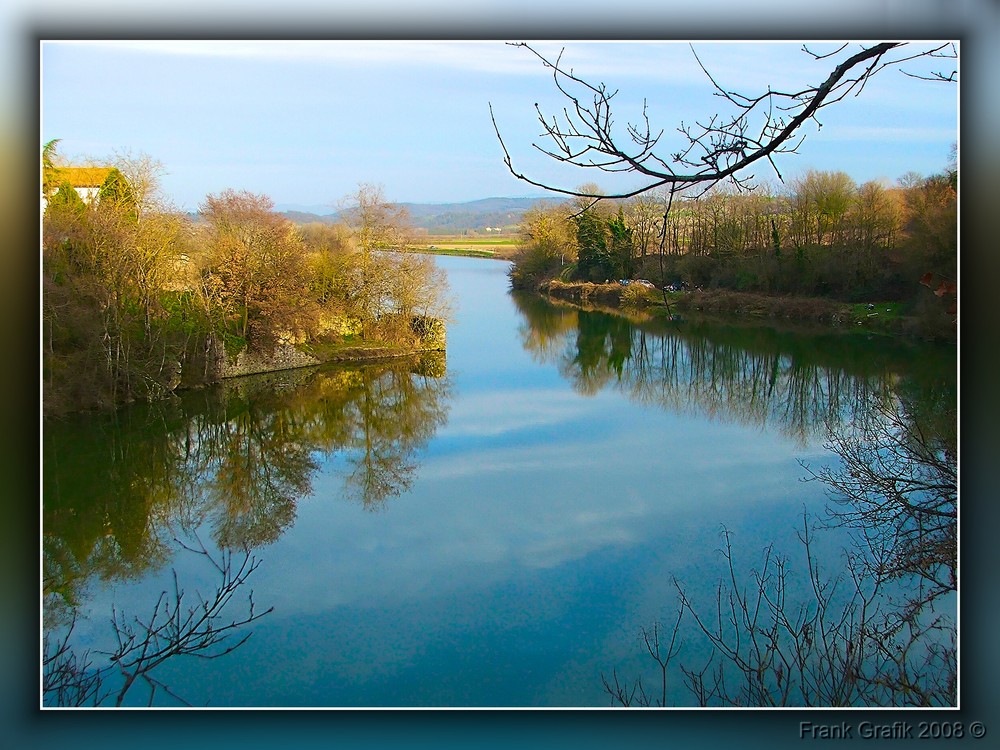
[{"x1": 41, "y1": 40, "x2": 958, "y2": 211}]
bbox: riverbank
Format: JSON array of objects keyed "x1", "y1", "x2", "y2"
[
  {"x1": 209, "y1": 314, "x2": 447, "y2": 384},
  {"x1": 408, "y1": 246, "x2": 507, "y2": 260},
  {"x1": 43, "y1": 319, "x2": 447, "y2": 417},
  {"x1": 219, "y1": 339, "x2": 445, "y2": 380},
  {"x1": 537, "y1": 279, "x2": 954, "y2": 340}
]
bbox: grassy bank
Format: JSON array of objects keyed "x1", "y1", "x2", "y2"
[{"x1": 538, "y1": 280, "x2": 940, "y2": 338}]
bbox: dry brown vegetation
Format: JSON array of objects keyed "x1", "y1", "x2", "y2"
[{"x1": 43, "y1": 148, "x2": 449, "y2": 415}]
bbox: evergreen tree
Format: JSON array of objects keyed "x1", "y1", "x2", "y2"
[
  {"x1": 574, "y1": 208, "x2": 612, "y2": 282},
  {"x1": 46, "y1": 181, "x2": 87, "y2": 216},
  {"x1": 607, "y1": 208, "x2": 634, "y2": 279}
]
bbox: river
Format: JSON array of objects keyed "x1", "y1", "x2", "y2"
[{"x1": 42, "y1": 255, "x2": 957, "y2": 707}]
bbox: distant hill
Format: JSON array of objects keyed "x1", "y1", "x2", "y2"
[{"x1": 276, "y1": 196, "x2": 565, "y2": 234}]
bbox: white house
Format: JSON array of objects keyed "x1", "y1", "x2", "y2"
[{"x1": 43, "y1": 166, "x2": 115, "y2": 207}]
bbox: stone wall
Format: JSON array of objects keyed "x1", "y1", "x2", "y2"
[
  {"x1": 213, "y1": 314, "x2": 445, "y2": 381},
  {"x1": 219, "y1": 342, "x2": 321, "y2": 379}
]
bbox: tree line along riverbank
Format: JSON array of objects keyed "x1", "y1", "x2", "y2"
[
  {"x1": 536, "y1": 279, "x2": 935, "y2": 339},
  {"x1": 509, "y1": 166, "x2": 957, "y2": 343}
]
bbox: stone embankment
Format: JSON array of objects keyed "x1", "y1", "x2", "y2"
[
  {"x1": 220, "y1": 343, "x2": 322, "y2": 378},
  {"x1": 216, "y1": 315, "x2": 447, "y2": 380}
]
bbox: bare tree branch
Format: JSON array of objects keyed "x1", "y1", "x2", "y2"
[
  {"x1": 42, "y1": 535, "x2": 272, "y2": 707},
  {"x1": 607, "y1": 497, "x2": 955, "y2": 707},
  {"x1": 492, "y1": 42, "x2": 957, "y2": 202}
]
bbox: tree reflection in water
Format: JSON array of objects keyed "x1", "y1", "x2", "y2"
[
  {"x1": 43, "y1": 536, "x2": 272, "y2": 707},
  {"x1": 512, "y1": 291, "x2": 953, "y2": 446},
  {"x1": 511, "y1": 293, "x2": 957, "y2": 706},
  {"x1": 42, "y1": 352, "x2": 452, "y2": 704}
]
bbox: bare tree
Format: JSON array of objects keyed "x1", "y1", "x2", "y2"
[
  {"x1": 624, "y1": 191, "x2": 669, "y2": 259},
  {"x1": 42, "y1": 535, "x2": 272, "y2": 707},
  {"x1": 335, "y1": 184, "x2": 451, "y2": 345},
  {"x1": 342, "y1": 182, "x2": 413, "y2": 256},
  {"x1": 607, "y1": 514, "x2": 955, "y2": 708},
  {"x1": 604, "y1": 382, "x2": 956, "y2": 708},
  {"x1": 42, "y1": 614, "x2": 110, "y2": 707},
  {"x1": 112, "y1": 148, "x2": 170, "y2": 219},
  {"x1": 602, "y1": 606, "x2": 684, "y2": 707},
  {"x1": 492, "y1": 42, "x2": 957, "y2": 202},
  {"x1": 199, "y1": 189, "x2": 317, "y2": 353},
  {"x1": 495, "y1": 41, "x2": 955, "y2": 311},
  {"x1": 806, "y1": 391, "x2": 957, "y2": 618}
]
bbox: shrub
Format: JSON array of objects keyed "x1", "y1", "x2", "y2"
[
  {"x1": 508, "y1": 240, "x2": 563, "y2": 289},
  {"x1": 621, "y1": 284, "x2": 653, "y2": 308}
]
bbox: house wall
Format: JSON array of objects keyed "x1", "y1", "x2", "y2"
[{"x1": 75, "y1": 186, "x2": 102, "y2": 204}]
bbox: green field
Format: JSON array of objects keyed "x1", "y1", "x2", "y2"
[{"x1": 413, "y1": 235, "x2": 520, "y2": 260}]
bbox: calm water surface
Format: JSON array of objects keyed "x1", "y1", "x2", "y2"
[{"x1": 42, "y1": 256, "x2": 956, "y2": 707}]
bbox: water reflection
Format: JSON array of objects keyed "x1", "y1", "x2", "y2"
[
  {"x1": 42, "y1": 269, "x2": 959, "y2": 707},
  {"x1": 511, "y1": 292, "x2": 957, "y2": 706},
  {"x1": 512, "y1": 291, "x2": 954, "y2": 445},
  {"x1": 43, "y1": 352, "x2": 452, "y2": 620},
  {"x1": 43, "y1": 539, "x2": 272, "y2": 707}
]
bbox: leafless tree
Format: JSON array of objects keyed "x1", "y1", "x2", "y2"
[
  {"x1": 492, "y1": 42, "x2": 957, "y2": 202},
  {"x1": 495, "y1": 42, "x2": 954, "y2": 309},
  {"x1": 605, "y1": 384, "x2": 956, "y2": 707},
  {"x1": 42, "y1": 535, "x2": 272, "y2": 707},
  {"x1": 675, "y1": 521, "x2": 888, "y2": 707},
  {"x1": 42, "y1": 614, "x2": 110, "y2": 707},
  {"x1": 603, "y1": 372, "x2": 956, "y2": 707},
  {"x1": 602, "y1": 605, "x2": 684, "y2": 707},
  {"x1": 342, "y1": 182, "x2": 413, "y2": 256},
  {"x1": 607, "y1": 514, "x2": 955, "y2": 708},
  {"x1": 111, "y1": 148, "x2": 170, "y2": 218},
  {"x1": 806, "y1": 391, "x2": 957, "y2": 620},
  {"x1": 199, "y1": 189, "x2": 318, "y2": 354}
]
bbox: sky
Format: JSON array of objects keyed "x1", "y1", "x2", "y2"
[{"x1": 40, "y1": 39, "x2": 959, "y2": 212}]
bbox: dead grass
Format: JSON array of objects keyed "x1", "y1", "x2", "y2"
[{"x1": 674, "y1": 289, "x2": 850, "y2": 324}]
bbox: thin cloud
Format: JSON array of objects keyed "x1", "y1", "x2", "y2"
[
  {"x1": 438, "y1": 388, "x2": 594, "y2": 439},
  {"x1": 49, "y1": 40, "x2": 552, "y2": 75},
  {"x1": 44, "y1": 39, "x2": 720, "y2": 83}
]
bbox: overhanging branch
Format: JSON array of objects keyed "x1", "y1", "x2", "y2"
[{"x1": 491, "y1": 42, "x2": 956, "y2": 202}]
